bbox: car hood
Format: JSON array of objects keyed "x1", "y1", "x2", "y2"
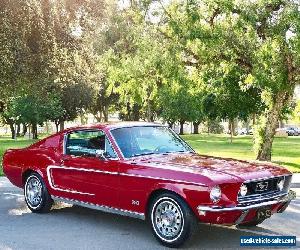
[{"x1": 130, "y1": 152, "x2": 291, "y2": 184}]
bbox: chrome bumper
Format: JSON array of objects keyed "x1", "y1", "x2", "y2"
[{"x1": 197, "y1": 190, "x2": 296, "y2": 212}]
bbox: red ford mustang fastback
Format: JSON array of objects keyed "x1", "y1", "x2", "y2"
[{"x1": 2, "y1": 122, "x2": 296, "y2": 247}]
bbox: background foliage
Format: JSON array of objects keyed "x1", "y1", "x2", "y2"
[{"x1": 1, "y1": 0, "x2": 300, "y2": 162}]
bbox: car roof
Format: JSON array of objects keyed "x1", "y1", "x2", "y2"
[{"x1": 61, "y1": 121, "x2": 166, "y2": 133}]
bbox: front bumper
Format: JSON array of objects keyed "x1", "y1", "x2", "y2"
[{"x1": 197, "y1": 190, "x2": 296, "y2": 225}]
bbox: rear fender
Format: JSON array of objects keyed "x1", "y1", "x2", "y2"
[{"x1": 22, "y1": 167, "x2": 46, "y2": 185}]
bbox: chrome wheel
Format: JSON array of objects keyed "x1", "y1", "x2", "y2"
[
  {"x1": 151, "y1": 198, "x2": 184, "y2": 242},
  {"x1": 25, "y1": 176, "x2": 43, "y2": 208}
]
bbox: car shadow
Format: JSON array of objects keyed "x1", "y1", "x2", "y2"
[
  {"x1": 2, "y1": 193, "x2": 299, "y2": 249},
  {"x1": 49, "y1": 204, "x2": 288, "y2": 249}
]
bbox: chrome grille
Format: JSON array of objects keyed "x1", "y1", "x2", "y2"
[{"x1": 238, "y1": 175, "x2": 292, "y2": 203}]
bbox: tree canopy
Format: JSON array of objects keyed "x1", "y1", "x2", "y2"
[{"x1": 0, "y1": 0, "x2": 299, "y2": 161}]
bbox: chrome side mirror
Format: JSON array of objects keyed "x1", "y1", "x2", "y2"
[{"x1": 95, "y1": 149, "x2": 106, "y2": 159}]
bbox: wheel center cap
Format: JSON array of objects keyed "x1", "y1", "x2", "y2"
[{"x1": 161, "y1": 212, "x2": 175, "y2": 226}]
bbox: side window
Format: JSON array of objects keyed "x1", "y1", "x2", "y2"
[{"x1": 65, "y1": 130, "x2": 117, "y2": 159}]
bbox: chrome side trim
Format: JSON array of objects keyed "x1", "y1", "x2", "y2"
[
  {"x1": 47, "y1": 166, "x2": 100, "y2": 196},
  {"x1": 51, "y1": 196, "x2": 145, "y2": 220},
  {"x1": 47, "y1": 165, "x2": 206, "y2": 188},
  {"x1": 48, "y1": 165, "x2": 119, "y2": 176},
  {"x1": 120, "y1": 172, "x2": 206, "y2": 186},
  {"x1": 197, "y1": 190, "x2": 295, "y2": 212}
]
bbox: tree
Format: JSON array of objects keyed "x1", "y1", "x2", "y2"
[
  {"x1": 0, "y1": 0, "x2": 105, "y2": 136},
  {"x1": 238, "y1": 0, "x2": 300, "y2": 160},
  {"x1": 189, "y1": 93, "x2": 205, "y2": 134},
  {"x1": 159, "y1": 84, "x2": 194, "y2": 134},
  {"x1": 151, "y1": 0, "x2": 299, "y2": 160},
  {"x1": 201, "y1": 63, "x2": 263, "y2": 141}
]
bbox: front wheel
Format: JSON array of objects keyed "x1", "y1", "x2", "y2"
[
  {"x1": 149, "y1": 193, "x2": 197, "y2": 248},
  {"x1": 24, "y1": 172, "x2": 53, "y2": 213}
]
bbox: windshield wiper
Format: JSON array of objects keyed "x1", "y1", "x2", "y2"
[
  {"x1": 131, "y1": 150, "x2": 192, "y2": 157},
  {"x1": 131, "y1": 152, "x2": 156, "y2": 157},
  {"x1": 163, "y1": 150, "x2": 192, "y2": 154}
]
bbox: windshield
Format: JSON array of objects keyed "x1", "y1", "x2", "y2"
[{"x1": 110, "y1": 126, "x2": 193, "y2": 158}]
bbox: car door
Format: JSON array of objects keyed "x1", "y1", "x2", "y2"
[{"x1": 48, "y1": 129, "x2": 120, "y2": 208}]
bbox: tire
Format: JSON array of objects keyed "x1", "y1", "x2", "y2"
[
  {"x1": 237, "y1": 218, "x2": 265, "y2": 227},
  {"x1": 24, "y1": 172, "x2": 53, "y2": 213},
  {"x1": 149, "y1": 193, "x2": 197, "y2": 248}
]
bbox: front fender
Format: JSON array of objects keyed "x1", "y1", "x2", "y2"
[{"x1": 149, "y1": 182, "x2": 209, "y2": 217}]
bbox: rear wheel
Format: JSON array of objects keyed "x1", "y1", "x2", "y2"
[
  {"x1": 24, "y1": 172, "x2": 53, "y2": 213},
  {"x1": 149, "y1": 193, "x2": 197, "y2": 248}
]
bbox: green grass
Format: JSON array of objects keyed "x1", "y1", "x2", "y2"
[
  {"x1": 0, "y1": 134, "x2": 300, "y2": 176},
  {"x1": 182, "y1": 134, "x2": 300, "y2": 173}
]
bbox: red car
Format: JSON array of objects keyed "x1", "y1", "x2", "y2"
[{"x1": 2, "y1": 122, "x2": 296, "y2": 247}]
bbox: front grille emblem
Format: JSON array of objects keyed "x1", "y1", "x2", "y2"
[{"x1": 255, "y1": 181, "x2": 269, "y2": 192}]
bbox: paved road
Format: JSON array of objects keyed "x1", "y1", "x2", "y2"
[{"x1": 0, "y1": 177, "x2": 299, "y2": 250}]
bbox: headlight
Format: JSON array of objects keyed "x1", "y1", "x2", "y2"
[
  {"x1": 277, "y1": 178, "x2": 285, "y2": 191},
  {"x1": 210, "y1": 185, "x2": 221, "y2": 203},
  {"x1": 239, "y1": 184, "x2": 248, "y2": 197}
]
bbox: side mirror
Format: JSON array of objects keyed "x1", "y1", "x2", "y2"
[{"x1": 95, "y1": 149, "x2": 106, "y2": 159}]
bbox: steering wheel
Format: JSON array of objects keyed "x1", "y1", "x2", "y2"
[{"x1": 154, "y1": 145, "x2": 170, "y2": 153}]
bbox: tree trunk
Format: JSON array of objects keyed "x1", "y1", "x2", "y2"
[
  {"x1": 32, "y1": 123, "x2": 38, "y2": 139},
  {"x1": 59, "y1": 120, "x2": 65, "y2": 131},
  {"x1": 132, "y1": 104, "x2": 140, "y2": 121},
  {"x1": 147, "y1": 102, "x2": 151, "y2": 122},
  {"x1": 257, "y1": 50, "x2": 296, "y2": 161},
  {"x1": 256, "y1": 91, "x2": 288, "y2": 161},
  {"x1": 80, "y1": 114, "x2": 86, "y2": 125},
  {"x1": 252, "y1": 113, "x2": 256, "y2": 126},
  {"x1": 193, "y1": 122, "x2": 200, "y2": 134},
  {"x1": 55, "y1": 121, "x2": 59, "y2": 133},
  {"x1": 229, "y1": 119, "x2": 234, "y2": 143},
  {"x1": 16, "y1": 124, "x2": 21, "y2": 137},
  {"x1": 179, "y1": 120, "x2": 185, "y2": 135},
  {"x1": 233, "y1": 119, "x2": 237, "y2": 136},
  {"x1": 22, "y1": 124, "x2": 27, "y2": 136},
  {"x1": 9, "y1": 122, "x2": 15, "y2": 139},
  {"x1": 168, "y1": 121, "x2": 174, "y2": 129},
  {"x1": 93, "y1": 112, "x2": 102, "y2": 122},
  {"x1": 103, "y1": 106, "x2": 109, "y2": 122}
]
